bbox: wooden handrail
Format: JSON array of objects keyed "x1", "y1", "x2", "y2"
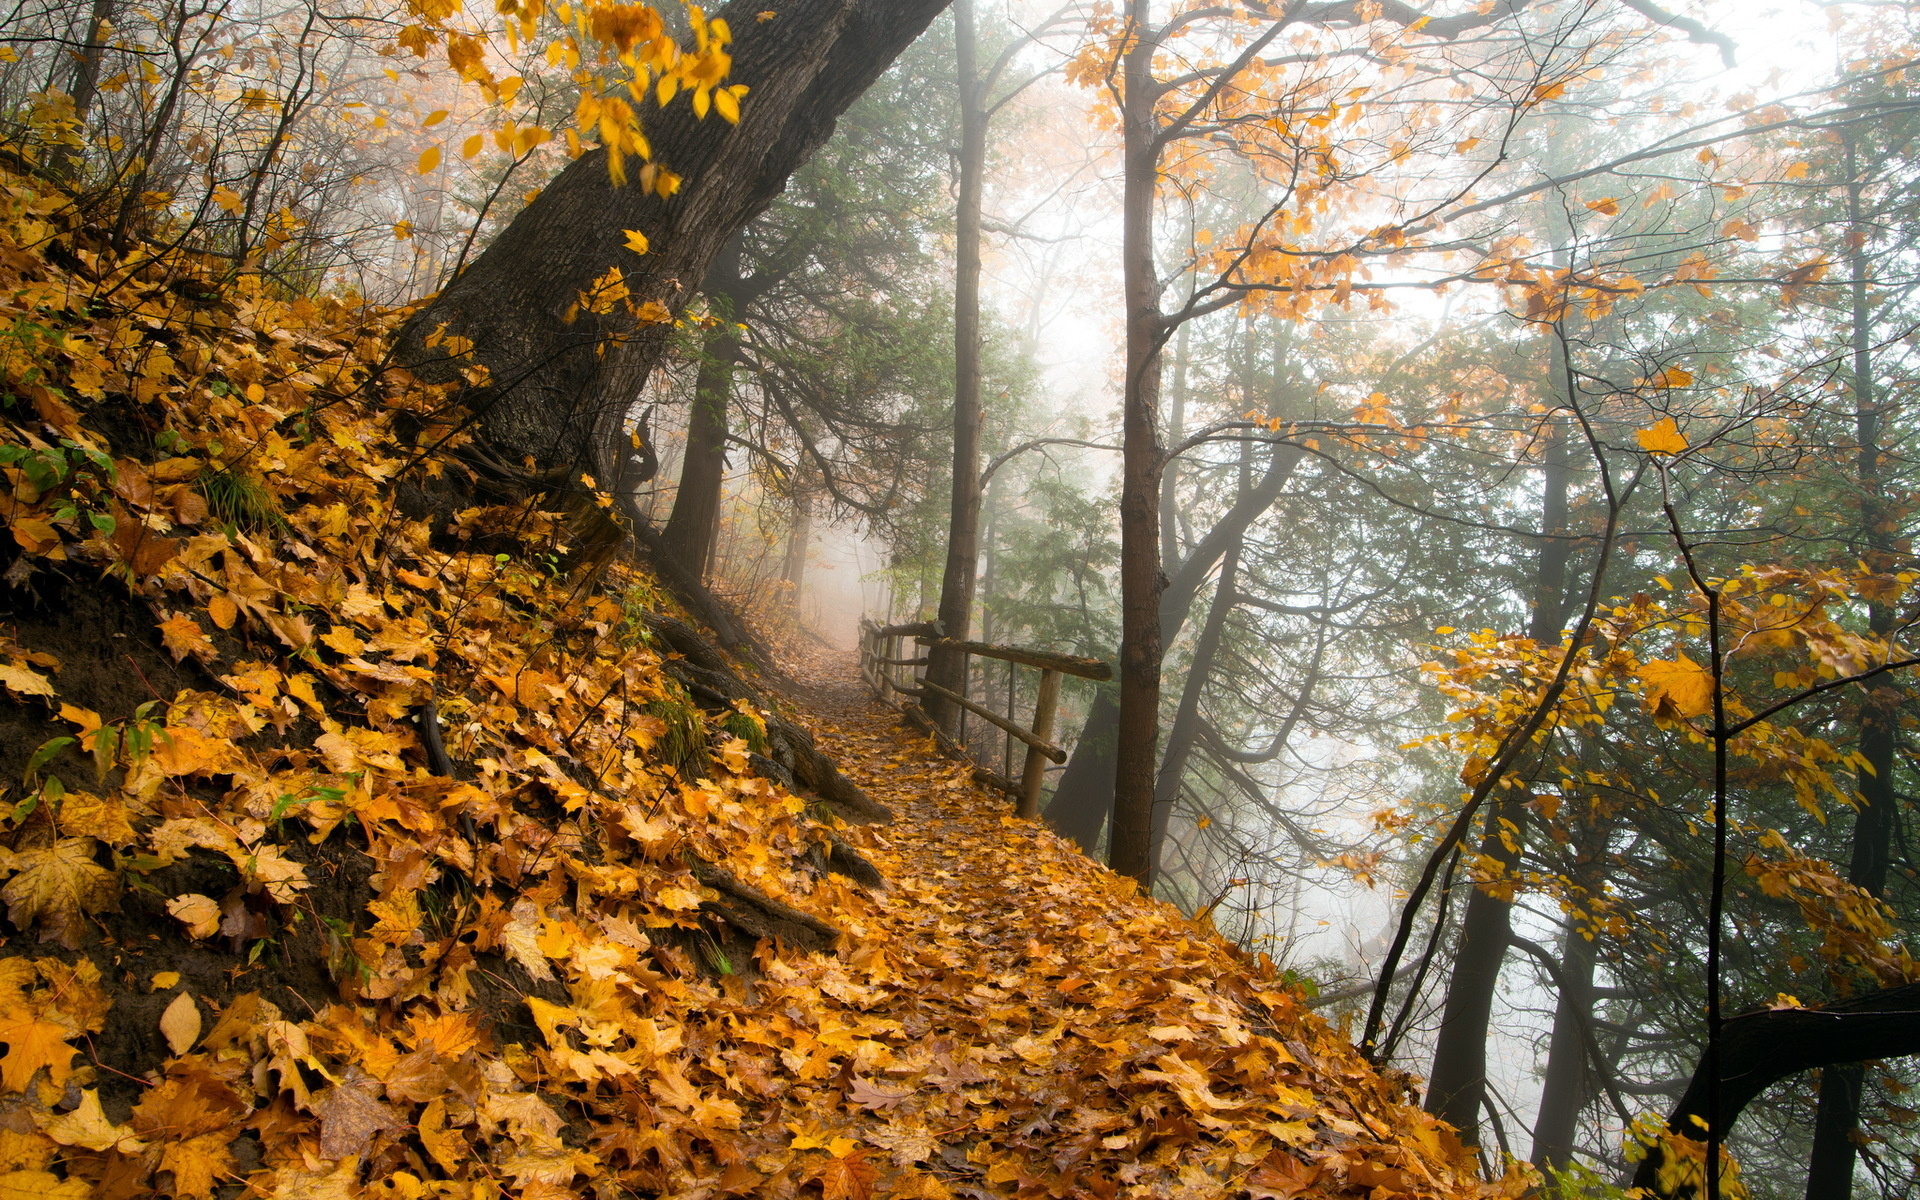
[
  {"x1": 860, "y1": 616, "x2": 1100, "y2": 814},
  {"x1": 919, "y1": 637, "x2": 1111, "y2": 679},
  {"x1": 916, "y1": 677, "x2": 1067, "y2": 762}
]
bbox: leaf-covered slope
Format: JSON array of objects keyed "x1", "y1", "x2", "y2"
[{"x1": 0, "y1": 167, "x2": 1499, "y2": 1199}]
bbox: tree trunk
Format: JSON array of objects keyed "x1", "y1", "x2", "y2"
[
  {"x1": 1633, "y1": 982, "x2": 1920, "y2": 1199},
  {"x1": 1047, "y1": 442, "x2": 1299, "y2": 847},
  {"x1": 393, "y1": 0, "x2": 952, "y2": 496},
  {"x1": 1045, "y1": 687, "x2": 1118, "y2": 852},
  {"x1": 1529, "y1": 915, "x2": 1598, "y2": 1174},
  {"x1": 782, "y1": 472, "x2": 813, "y2": 600},
  {"x1": 924, "y1": 0, "x2": 988, "y2": 735},
  {"x1": 1427, "y1": 413, "x2": 1569, "y2": 1147},
  {"x1": 1422, "y1": 792, "x2": 1524, "y2": 1145},
  {"x1": 1150, "y1": 534, "x2": 1238, "y2": 880},
  {"x1": 1109, "y1": 0, "x2": 1168, "y2": 886},
  {"x1": 660, "y1": 234, "x2": 747, "y2": 579},
  {"x1": 1806, "y1": 149, "x2": 1899, "y2": 1200}
]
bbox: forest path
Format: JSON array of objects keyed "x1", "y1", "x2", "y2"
[{"x1": 753, "y1": 645, "x2": 1479, "y2": 1199}]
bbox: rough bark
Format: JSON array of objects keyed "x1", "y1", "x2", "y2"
[
  {"x1": 1109, "y1": 0, "x2": 1167, "y2": 885},
  {"x1": 1528, "y1": 916, "x2": 1598, "y2": 1173},
  {"x1": 1634, "y1": 982, "x2": 1920, "y2": 1198},
  {"x1": 393, "y1": 0, "x2": 954, "y2": 494},
  {"x1": 923, "y1": 0, "x2": 987, "y2": 735},
  {"x1": 1426, "y1": 414, "x2": 1568, "y2": 1148},
  {"x1": 1807, "y1": 149, "x2": 1900, "y2": 1200},
  {"x1": 1150, "y1": 530, "x2": 1238, "y2": 879},
  {"x1": 661, "y1": 234, "x2": 748, "y2": 579}
]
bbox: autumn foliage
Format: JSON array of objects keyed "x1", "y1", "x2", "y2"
[{"x1": 0, "y1": 165, "x2": 1512, "y2": 1198}]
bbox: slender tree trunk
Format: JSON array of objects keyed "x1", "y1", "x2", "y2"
[
  {"x1": 1806, "y1": 150, "x2": 1899, "y2": 1200},
  {"x1": 1427, "y1": 413, "x2": 1569, "y2": 1146},
  {"x1": 782, "y1": 471, "x2": 813, "y2": 600},
  {"x1": 1049, "y1": 442, "x2": 1299, "y2": 848},
  {"x1": 394, "y1": 0, "x2": 951, "y2": 495},
  {"x1": 924, "y1": 0, "x2": 988, "y2": 735},
  {"x1": 49, "y1": 0, "x2": 115, "y2": 178},
  {"x1": 1109, "y1": 0, "x2": 1168, "y2": 885},
  {"x1": 1150, "y1": 535, "x2": 1237, "y2": 881},
  {"x1": 1530, "y1": 908, "x2": 1599, "y2": 1173},
  {"x1": 660, "y1": 233, "x2": 747, "y2": 579},
  {"x1": 1160, "y1": 322, "x2": 1188, "y2": 574},
  {"x1": 1151, "y1": 433, "x2": 1252, "y2": 880}
]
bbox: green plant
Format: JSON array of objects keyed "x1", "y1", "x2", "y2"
[
  {"x1": 0, "y1": 438, "x2": 118, "y2": 536},
  {"x1": 198, "y1": 465, "x2": 287, "y2": 533}
]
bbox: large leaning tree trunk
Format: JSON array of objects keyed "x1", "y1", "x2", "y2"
[
  {"x1": 1631, "y1": 981, "x2": 1920, "y2": 1199},
  {"x1": 393, "y1": 0, "x2": 953, "y2": 508}
]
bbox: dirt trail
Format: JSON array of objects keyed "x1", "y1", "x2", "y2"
[{"x1": 756, "y1": 646, "x2": 1487, "y2": 1199}]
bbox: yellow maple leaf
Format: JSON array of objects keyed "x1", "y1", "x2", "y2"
[
  {"x1": 1635, "y1": 417, "x2": 1688, "y2": 456},
  {"x1": 157, "y1": 612, "x2": 213, "y2": 667},
  {"x1": 36, "y1": 1088, "x2": 145, "y2": 1153},
  {"x1": 0, "y1": 1007, "x2": 80, "y2": 1091},
  {"x1": 623, "y1": 228, "x2": 650, "y2": 255},
  {"x1": 0, "y1": 663, "x2": 54, "y2": 700},
  {"x1": 1639, "y1": 653, "x2": 1715, "y2": 720}
]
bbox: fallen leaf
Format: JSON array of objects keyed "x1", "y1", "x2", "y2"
[
  {"x1": 167, "y1": 893, "x2": 221, "y2": 939},
  {"x1": 160, "y1": 991, "x2": 202, "y2": 1056},
  {"x1": 37, "y1": 1088, "x2": 146, "y2": 1153},
  {"x1": 1246, "y1": 1149, "x2": 1320, "y2": 1199},
  {"x1": 0, "y1": 1008, "x2": 79, "y2": 1091},
  {"x1": 313, "y1": 1065, "x2": 401, "y2": 1160},
  {"x1": 1, "y1": 838, "x2": 117, "y2": 948}
]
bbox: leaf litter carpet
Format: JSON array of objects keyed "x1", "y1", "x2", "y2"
[{"x1": 763, "y1": 644, "x2": 1492, "y2": 1200}]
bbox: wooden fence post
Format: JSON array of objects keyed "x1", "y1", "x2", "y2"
[{"x1": 1017, "y1": 667, "x2": 1062, "y2": 818}]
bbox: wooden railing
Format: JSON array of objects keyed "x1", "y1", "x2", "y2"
[{"x1": 858, "y1": 618, "x2": 1111, "y2": 817}]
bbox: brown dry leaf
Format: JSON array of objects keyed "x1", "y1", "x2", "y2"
[
  {"x1": 847, "y1": 1076, "x2": 915, "y2": 1112},
  {"x1": 167, "y1": 893, "x2": 221, "y2": 939},
  {"x1": 815, "y1": 1147, "x2": 880, "y2": 1200},
  {"x1": 1246, "y1": 1150, "x2": 1320, "y2": 1199},
  {"x1": 1, "y1": 837, "x2": 117, "y2": 948},
  {"x1": 160, "y1": 991, "x2": 202, "y2": 1056},
  {"x1": 313, "y1": 1065, "x2": 401, "y2": 1160}
]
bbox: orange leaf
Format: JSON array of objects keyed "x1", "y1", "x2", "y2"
[{"x1": 1635, "y1": 417, "x2": 1688, "y2": 455}]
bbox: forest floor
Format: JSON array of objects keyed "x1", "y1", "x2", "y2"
[{"x1": 721, "y1": 641, "x2": 1503, "y2": 1199}]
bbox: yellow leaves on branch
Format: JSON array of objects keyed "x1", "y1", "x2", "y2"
[
  {"x1": 1637, "y1": 653, "x2": 1714, "y2": 722},
  {"x1": 398, "y1": 0, "x2": 745, "y2": 187},
  {"x1": 1635, "y1": 416, "x2": 1689, "y2": 455}
]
